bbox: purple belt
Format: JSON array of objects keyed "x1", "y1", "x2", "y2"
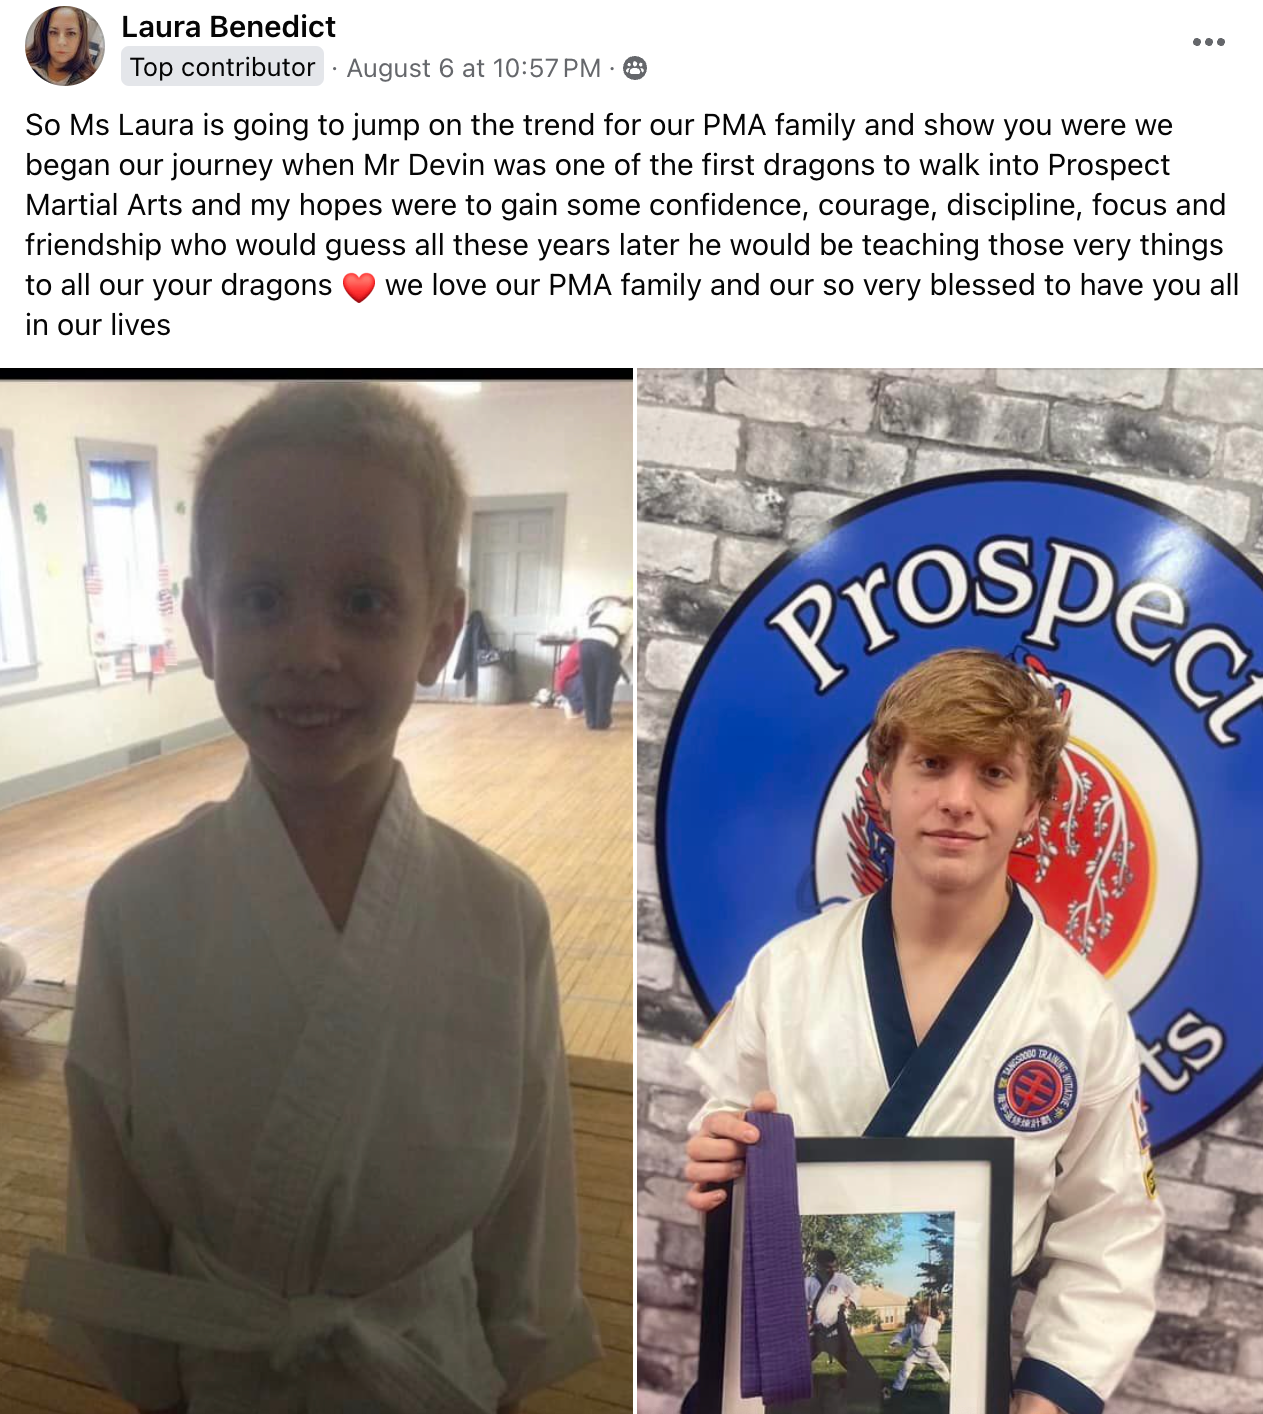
[{"x1": 740, "y1": 1111, "x2": 813, "y2": 1404}]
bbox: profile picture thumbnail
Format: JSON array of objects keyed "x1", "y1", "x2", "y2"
[{"x1": 27, "y1": 6, "x2": 102, "y2": 85}]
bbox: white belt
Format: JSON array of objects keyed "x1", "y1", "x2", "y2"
[{"x1": 22, "y1": 1247, "x2": 489, "y2": 1414}]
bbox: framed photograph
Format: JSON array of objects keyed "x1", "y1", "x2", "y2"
[{"x1": 697, "y1": 1137, "x2": 1014, "y2": 1414}]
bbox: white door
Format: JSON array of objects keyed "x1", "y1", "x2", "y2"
[{"x1": 468, "y1": 505, "x2": 559, "y2": 698}]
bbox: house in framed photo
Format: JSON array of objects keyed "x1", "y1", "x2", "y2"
[{"x1": 854, "y1": 1285, "x2": 908, "y2": 1331}]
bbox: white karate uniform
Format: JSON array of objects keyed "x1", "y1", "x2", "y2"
[
  {"x1": 688, "y1": 887, "x2": 1163, "y2": 1414},
  {"x1": 890, "y1": 1316, "x2": 949, "y2": 1388},
  {"x1": 21, "y1": 763, "x2": 600, "y2": 1413},
  {"x1": 805, "y1": 1270, "x2": 859, "y2": 1329}
]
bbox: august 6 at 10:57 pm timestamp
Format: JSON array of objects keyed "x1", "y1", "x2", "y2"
[{"x1": 352, "y1": 57, "x2": 603, "y2": 79}]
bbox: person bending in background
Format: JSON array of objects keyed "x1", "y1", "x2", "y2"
[{"x1": 578, "y1": 595, "x2": 632, "y2": 731}]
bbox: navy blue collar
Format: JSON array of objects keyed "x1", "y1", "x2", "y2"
[{"x1": 862, "y1": 883, "x2": 1032, "y2": 1138}]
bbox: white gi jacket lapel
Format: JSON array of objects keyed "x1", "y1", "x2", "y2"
[{"x1": 222, "y1": 763, "x2": 424, "y2": 1291}]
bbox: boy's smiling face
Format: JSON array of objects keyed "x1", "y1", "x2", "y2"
[
  {"x1": 876, "y1": 737, "x2": 1041, "y2": 898},
  {"x1": 184, "y1": 447, "x2": 464, "y2": 811}
]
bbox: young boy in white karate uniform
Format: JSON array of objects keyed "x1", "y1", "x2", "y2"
[
  {"x1": 888, "y1": 1303, "x2": 950, "y2": 1394},
  {"x1": 21, "y1": 383, "x2": 600, "y2": 1414},
  {"x1": 683, "y1": 650, "x2": 1163, "y2": 1414}
]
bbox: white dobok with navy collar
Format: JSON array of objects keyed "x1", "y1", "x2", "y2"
[{"x1": 688, "y1": 886, "x2": 1164, "y2": 1414}]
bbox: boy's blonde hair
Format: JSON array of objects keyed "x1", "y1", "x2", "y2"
[
  {"x1": 190, "y1": 381, "x2": 467, "y2": 600},
  {"x1": 866, "y1": 649, "x2": 1069, "y2": 818}
]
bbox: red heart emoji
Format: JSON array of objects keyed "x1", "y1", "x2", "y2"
[{"x1": 343, "y1": 273, "x2": 375, "y2": 303}]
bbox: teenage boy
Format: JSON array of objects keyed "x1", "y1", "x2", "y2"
[{"x1": 683, "y1": 649, "x2": 1163, "y2": 1414}]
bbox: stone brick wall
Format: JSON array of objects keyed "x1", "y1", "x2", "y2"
[{"x1": 636, "y1": 368, "x2": 1263, "y2": 1414}]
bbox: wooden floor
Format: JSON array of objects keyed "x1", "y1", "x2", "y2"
[
  {"x1": 0, "y1": 701, "x2": 632, "y2": 1412},
  {"x1": 0, "y1": 1031, "x2": 632, "y2": 1414},
  {"x1": 0, "y1": 700, "x2": 632, "y2": 1070}
]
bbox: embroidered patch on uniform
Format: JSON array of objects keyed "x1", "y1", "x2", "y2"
[{"x1": 994, "y1": 1045, "x2": 1078, "y2": 1132}]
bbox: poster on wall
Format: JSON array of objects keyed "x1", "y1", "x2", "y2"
[{"x1": 657, "y1": 471, "x2": 1263, "y2": 1153}]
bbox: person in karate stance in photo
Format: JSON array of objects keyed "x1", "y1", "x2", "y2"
[
  {"x1": 683, "y1": 650, "x2": 1163, "y2": 1414},
  {"x1": 21, "y1": 382, "x2": 600, "y2": 1414},
  {"x1": 888, "y1": 1302, "x2": 950, "y2": 1397}
]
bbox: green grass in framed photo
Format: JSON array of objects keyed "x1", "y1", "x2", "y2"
[{"x1": 697, "y1": 1137, "x2": 1014, "y2": 1414}]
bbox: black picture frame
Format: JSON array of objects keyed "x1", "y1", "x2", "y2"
[{"x1": 697, "y1": 1136, "x2": 1015, "y2": 1414}]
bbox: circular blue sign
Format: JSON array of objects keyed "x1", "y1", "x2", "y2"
[{"x1": 657, "y1": 471, "x2": 1263, "y2": 1153}]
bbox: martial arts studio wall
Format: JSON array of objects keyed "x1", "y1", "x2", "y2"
[
  {"x1": 426, "y1": 378, "x2": 633, "y2": 630},
  {"x1": 636, "y1": 369, "x2": 1263, "y2": 1414},
  {"x1": 0, "y1": 377, "x2": 633, "y2": 807},
  {"x1": 0, "y1": 380, "x2": 256, "y2": 800}
]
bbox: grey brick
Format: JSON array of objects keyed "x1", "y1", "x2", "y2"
[
  {"x1": 1165, "y1": 1227, "x2": 1263, "y2": 1283},
  {"x1": 639, "y1": 369, "x2": 709, "y2": 408},
  {"x1": 879, "y1": 380, "x2": 1046, "y2": 453},
  {"x1": 1174, "y1": 370, "x2": 1263, "y2": 426},
  {"x1": 639, "y1": 576, "x2": 737, "y2": 641},
  {"x1": 743, "y1": 422, "x2": 907, "y2": 493},
  {"x1": 639, "y1": 1034, "x2": 693, "y2": 1088},
  {"x1": 639, "y1": 940, "x2": 676, "y2": 992},
  {"x1": 1236, "y1": 1332, "x2": 1263, "y2": 1378},
  {"x1": 639, "y1": 406, "x2": 740, "y2": 472},
  {"x1": 787, "y1": 490, "x2": 862, "y2": 543},
  {"x1": 1213, "y1": 1279, "x2": 1263, "y2": 1329},
  {"x1": 1093, "y1": 473, "x2": 1252, "y2": 545},
  {"x1": 639, "y1": 987, "x2": 707, "y2": 1046},
  {"x1": 1154, "y1": 1269, "x2": 1212, "y2": 1317},
  {"x1": 639, "y1": 466, "x2": 785, "y2": 536},
  {"x1": 913, "y1": 446, "x2": 1065, "y2": 481},
  {"x1": 645, "y1": 637, "x2": 704, "y2": 693},
  {"x1": 1049, "y1": 405, "x2": 1218, "y2": 478},
  {"x1": 647, "y1": 1086, "x2": 703, "y2": 1136},
  {"x1": 1139, "y1": 1312, "x2": 1237, "y2": 1372},
  {"x1": 1223, "y1": 427, "x2": 1263, "y2": 485},
  {"x1": 638, "y1": 1349, "x2": 683, "y2": 1392},
  {"x1": 638, "y1": 1215, "x2": 661, "y2": 1261},
  {"x1": 887, "y1": 368, "x2": 987, "y2": 385},
  {"x1": 1104, "y1": 1399, "x2": 1191, "y2": 1414},
  {"x1": 639, "y1": 1304, "x2": 701, "y2": 1352},
  {"x1": 717, "y1": 536, "x2": 785, "y2": 592},
  {"x1": 1160, "y1": 1177, "x2": 1236, "y2": 1230},
  {"x1": 636, "y1": 685, "x2": 677, "y2": 748},
  {"x1": 1212, "y1": 1085, "x2": 1263, "y2": 1145},
  {"x1": 638, "y1": 840, "x2": 659, "y2": 898},
  {"x1": 997, "y1": 368, "x2": 1167, "y2": 407},
  {"x1": 638, "y1": 1390, "x2": 686, "y2": 1414},
  {"x1": 638, "y1": 1261, "x2": 700, "y2": 1311},
  {"x1": 1204, "y1": 1137, "x2": 1263, "y2": 1194},
  {"x1": 715, "y1": 369, "x2": 875, "y2": 429},
  {"x1": 661, "y1": 1219, "x2": 705, "y2": 1271},
  {"x1": 639, "y1": 1173, "x2": 695, "y2": 1222},
  {"x1": 639, "y1": 1120, "x2": 690, "y2": 1179},
  {"x1": 1156, "y1": 1137, "x2": 1201, "y2": 1181},
  {"x1": 638, "y1": 522, "x2": 715, "y2": 583},
  {"x1": 1237, "y1": 1199, "x2": 1263, "y2": 1242},
  {"x1": 1120, "y1": 1355, "x2": 1263, "y2": 1414},
  {"x1": 639, "y1": 893, "x2": 670, "y2": 945},
  {"x1": 1104, "y1": 1399, "x2": 1190, "y2": 1414}
]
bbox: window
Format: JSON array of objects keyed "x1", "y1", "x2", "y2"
[
  {"x1": 77, "y1": 439, "x2": 163, "y2": 650},
  {"x1": 0, "y1": 430, "x2": 37, "y2": 679}
]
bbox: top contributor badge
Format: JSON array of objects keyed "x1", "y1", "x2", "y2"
[{"x1": 656, "y1": 471, "x2": 1263, "y2": 1153}]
